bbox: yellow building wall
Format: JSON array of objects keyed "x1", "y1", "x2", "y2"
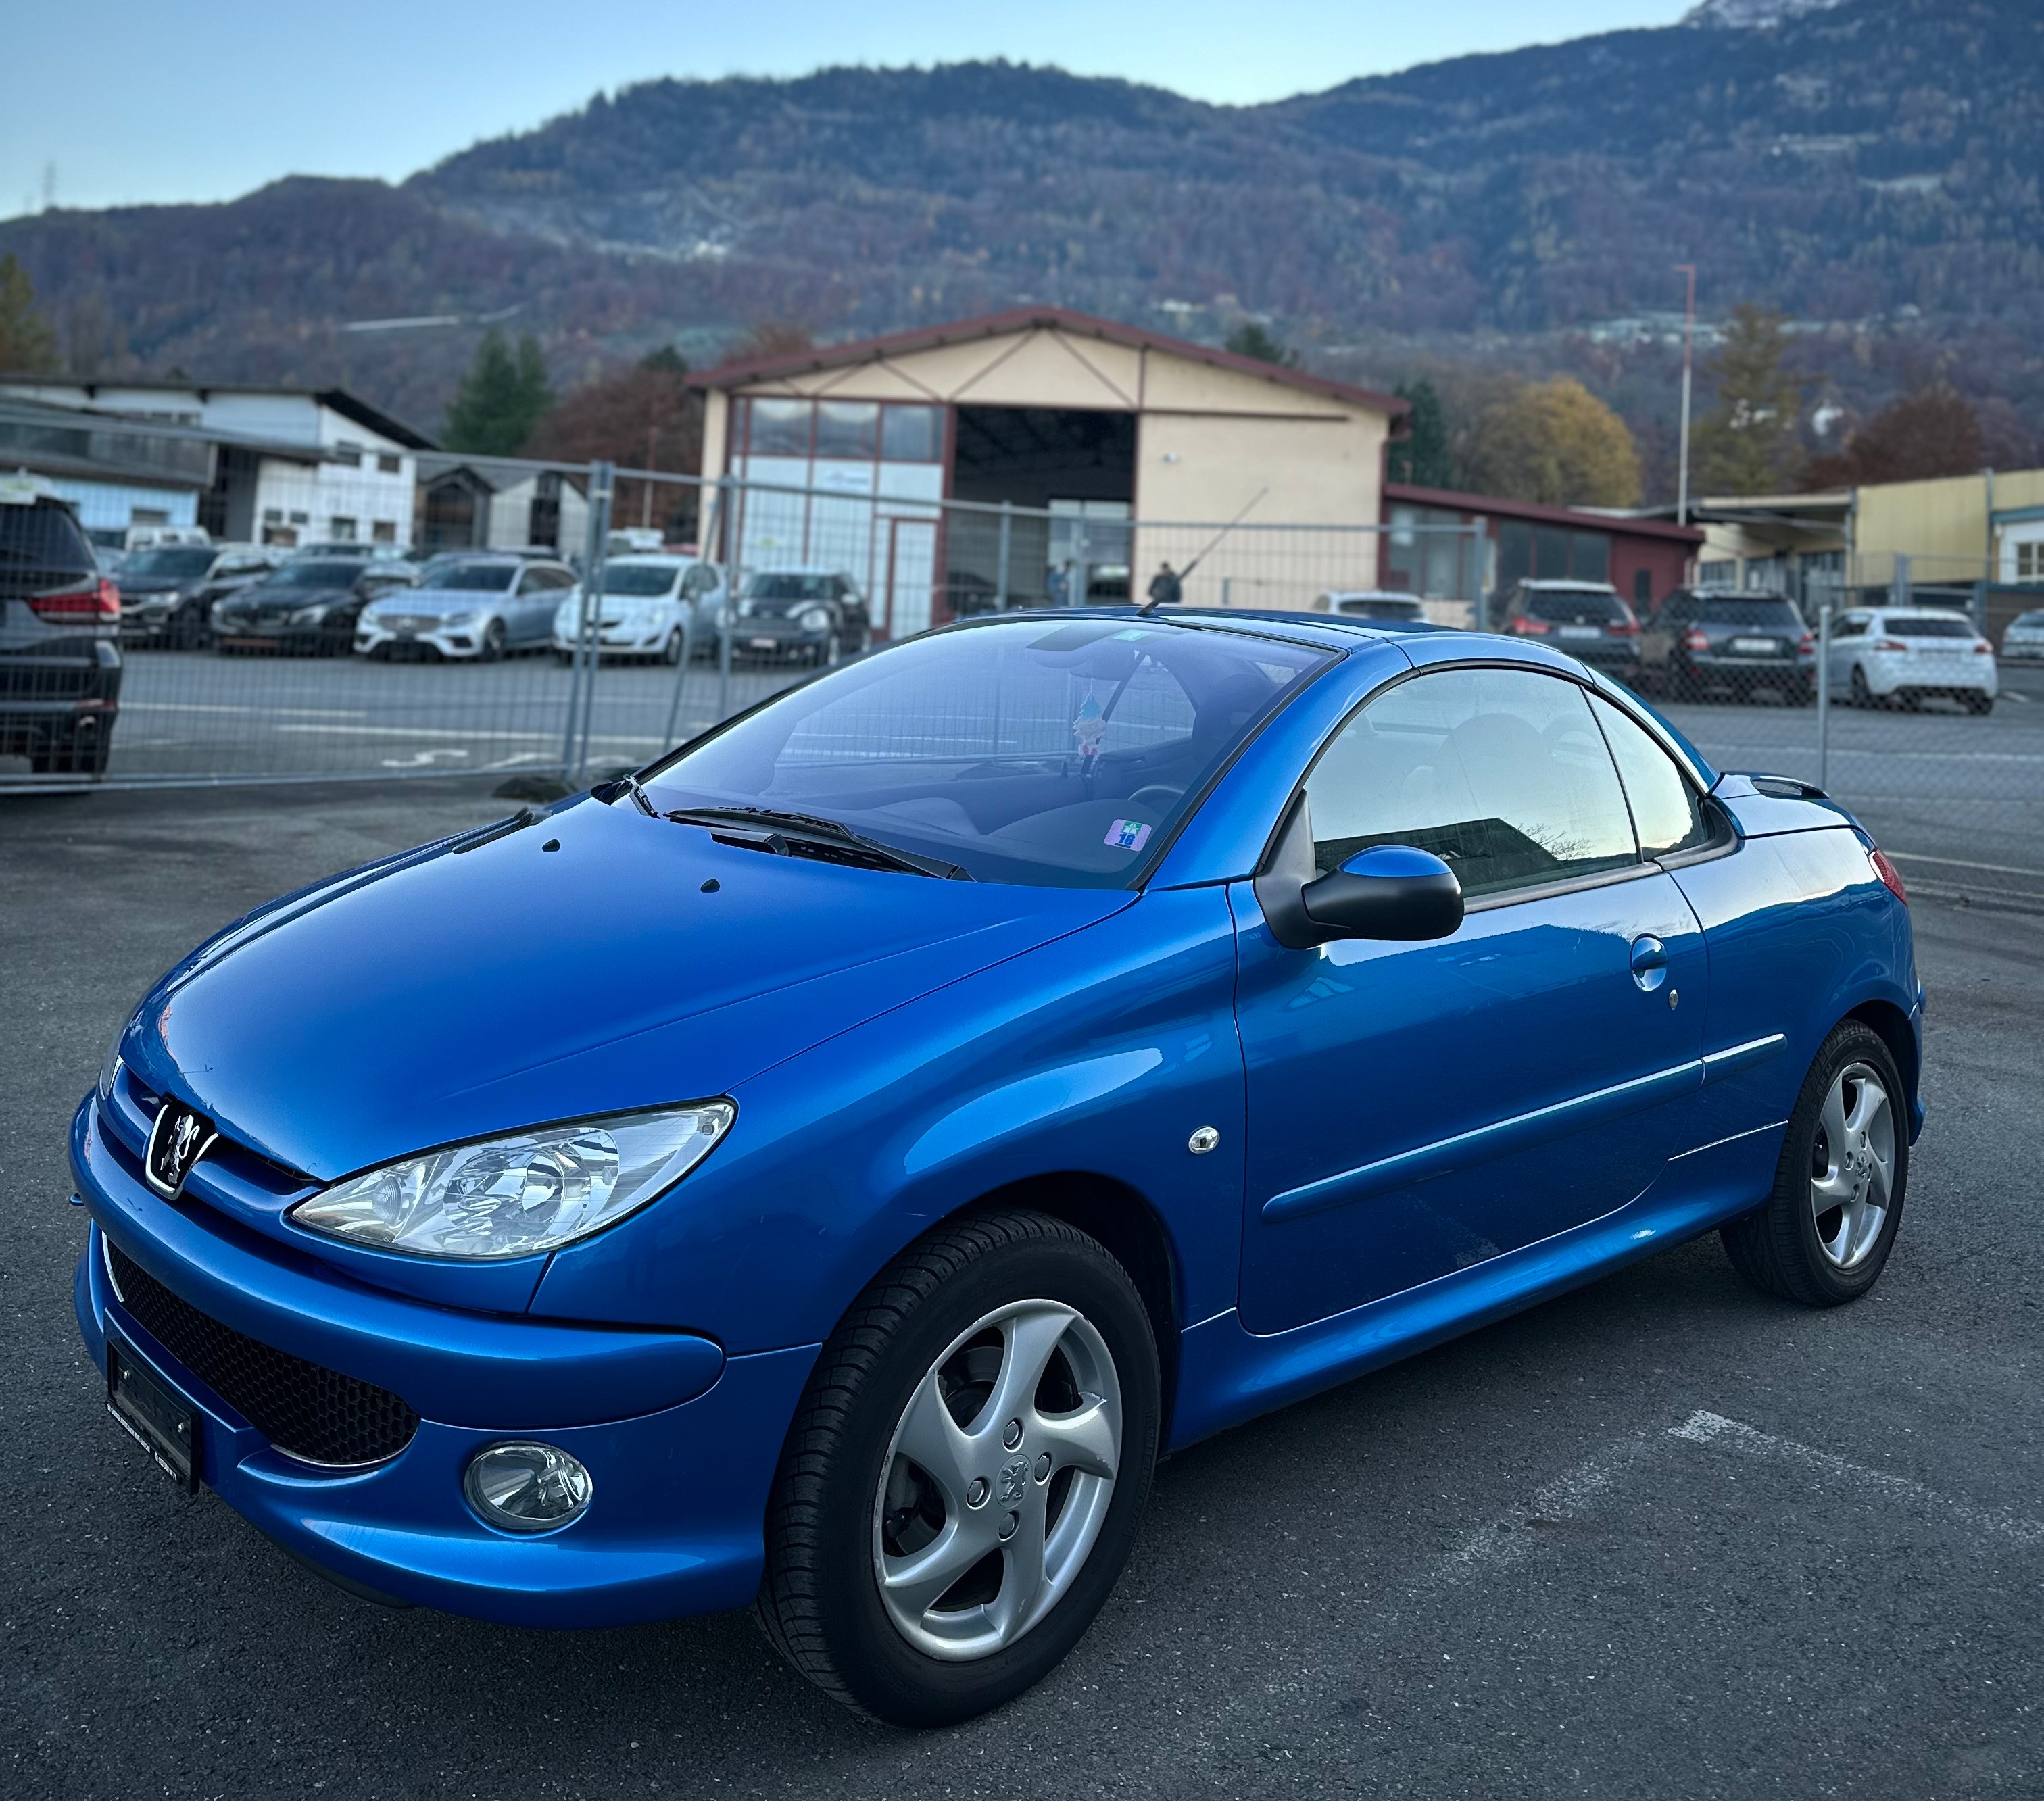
[{"x1": 1855, "y1": 470, "x2": 2044, "y2": 568}]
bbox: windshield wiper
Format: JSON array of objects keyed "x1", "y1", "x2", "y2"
[{"x1": 661, "y1": 806, "x2": 972, "y2": 880}]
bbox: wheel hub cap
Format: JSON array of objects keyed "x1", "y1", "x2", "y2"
[{"x1": 1810, "y1": 1062, "x2": 1895, "y2": 1270}]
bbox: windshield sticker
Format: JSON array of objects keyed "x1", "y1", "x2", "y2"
[
  {"x1": 1072, "y1": 691, "x2": 1107, "y2": 759},
  {"x1": 1104, "y1": 819, "x2": 1152, "y2": 852}
]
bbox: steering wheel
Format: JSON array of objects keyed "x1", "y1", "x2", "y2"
[{"x1": 1128, "y1": 783, "x2": 1186, "y2": 812}]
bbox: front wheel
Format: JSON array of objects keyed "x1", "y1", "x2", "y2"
[
  {"x1": 661, "y1": 628, "x2": 684, "y2": 666},
  {"x1": 1722, "y1": 1020, "x2": 1908, "y2": 1306},
  {"x1": 756, "y1": 1210, "x2": 1159, "y2": 1726},
  {"x1": 479, "y1": 619, "x2": 507, "y2": 663}
]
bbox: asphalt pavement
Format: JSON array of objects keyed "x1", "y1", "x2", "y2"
[{"x1": 3, "y1": 779, "x2": 2040, "y2": 1799}]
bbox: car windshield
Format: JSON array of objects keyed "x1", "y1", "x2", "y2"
[
  {"x1": 603, "y1": 564, "x2": 685, "y2": 597},
  {"x1": 1335, "y1": 597, "x2": 1422, "y2": 619},
  {"x1": 642, "y1": 617, "x2": 1331, "y2": 888},
  {"x1": 419, "y1": 562, "x2": 518, "y2": 593},
  {"x1": 268, "y1": 561, "x2": 364, "y2": 587},
  {"x1": 1886, "y1": 615, "x2": 1974, "y2": 639},
  {"x1": 1523, "y1": 589, "x2": 1626, "y2": 623},
  {"x1": 123, "y1": 547, "x2": 216, "y2": 578},
  {"x1": 1692, "y1": 595, "x2": 1801, "y2": 626},
  {"x1": 745, "y1": 573, "x2": 835, "y2": 601}
]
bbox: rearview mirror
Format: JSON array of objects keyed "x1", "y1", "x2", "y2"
[{"x1": 1302, "y1": 845, "x2": 1463, "y2": 941}]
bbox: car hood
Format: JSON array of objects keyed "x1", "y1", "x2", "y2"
[
  {"x1": 228, "y1": 583, "x2": 355, "y2": 609},
  {"x1": 119, "y1": 576, "x2": 198, "y2": 599},
  {"x1": 122, "y1": 796, "x2": 1131, "y2": 1182},
  {"x1": 378, "y1": 589, "x2": 508, "y2": 613}
]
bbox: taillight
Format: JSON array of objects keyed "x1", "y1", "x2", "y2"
[
  {"x1": 27, "y1": 578, "x2": 119, "y2": 622},
  {"x1": 1511, "y1": 617, "x2": 1550, "y2": 636},
  {"x1": 1682, "y1": 628, "x2": 1711, "y2": 653},
  {"x1": 1974, "y1": 641, "x2": 1993, "y2": 655},
  {"x1": 1869, "y1": 847, "x2": 1908, "y2": 905},
  {"x1": 1872, "y1": 638, "x2": 1906, "y2": 653},
  {"x1": 1605, "y1": 618, "x2": 1640, "y2": 637},
  {"x1": 1797, "y1": 631, "x2": 1815, "y2": 653}
]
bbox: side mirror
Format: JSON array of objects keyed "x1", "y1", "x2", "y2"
[
  {"x1": 1302, "y1": 845, "x2": 1463, "y2": 941},
  {"x1": 1254, "y1": 793, "x2": 1463, "y2": 948}
]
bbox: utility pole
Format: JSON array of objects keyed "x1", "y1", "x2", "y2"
[{"x1": 1675, "y1": 264, "x2": 1697, "y2": 528}]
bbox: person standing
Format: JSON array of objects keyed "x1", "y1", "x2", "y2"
[{"x1": 1147, "y1": 562, "x2": 1184, "y2": 608}]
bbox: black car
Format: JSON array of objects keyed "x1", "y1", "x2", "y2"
[
  {"x1": 727, "y1": 568, "x2": 873, "y2": 663},
  {"x1": 0, "y1": 485, "x2": 122, "y2": 774},
  {"x1": 1494, "y1": 580, "x2": 1642, "y2": 676},
  {"x1": 1640, "y1": 588, "x2": 1816, "y2": 704},
  {"x1": 212, "y1": 558, "x2": 412, "y2": 656},
  {"x1": 115, "y1": 543, "x2": 276, "y2": 649}
]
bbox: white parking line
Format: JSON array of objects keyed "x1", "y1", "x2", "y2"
[
  {"x1": 120, "y1": 702, "x2": 372, "y2": 718},
  {"x1": 1886, "y1": 852, "x2": 2044, "y2": 879}
]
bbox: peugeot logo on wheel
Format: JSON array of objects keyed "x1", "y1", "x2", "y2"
[
  {"x1": 996, "y1": 1455, "x2": 1030, "y2": 1507},
  {"x1": 145, "y1": 1101, "x2": 217, "y2": 1198}
]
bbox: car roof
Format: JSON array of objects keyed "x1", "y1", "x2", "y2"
[
  {"x1": 1321, "y1": 589, "x2": 1422, "y2": 603},
  {"x1": 1859, "y1": 604, "x2": 1972, "y2": 618},
  {"x1": 608, "y1": 553, "x2": 696, "y2": 567},
  {"x1": 1519, "y1": 578, "x2": 1619, "y2": 593}
]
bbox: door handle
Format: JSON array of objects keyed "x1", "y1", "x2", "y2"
[{"x1": 1630, "y1": 935, "x2": 1668, "y2": 992}]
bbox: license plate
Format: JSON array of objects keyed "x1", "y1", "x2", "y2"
[
  {"x1": 1558, "y1": 624, "x2": 1601, "y2": 639},
  {"x1": 749, "y1": 637, "x2": 779, "y2": 650},
  {"x1": 1730, "y1": 637, "x2": 1780, "y2": 656},
  {"x1": 108, "y1": 1339, "x2": 200, "y2": 1492}
]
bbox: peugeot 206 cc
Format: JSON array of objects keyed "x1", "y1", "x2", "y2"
[{"x1": 74, "y1": 608, "x2": 1923, "y2": 1725}]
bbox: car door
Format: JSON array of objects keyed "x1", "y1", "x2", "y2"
[
  {"x1": 1640, "y1": 590, "x2": 1688, "y2": 683},
  {"x1": 1233, "y1": 663, "x2": 1708, "y2": 1335},
  {"x1": 510, "y1": 567, "x2": 558, "y2": 642},
  {"x1": 1825, "y1": 612, "x2": 1868, "y2": 695}
]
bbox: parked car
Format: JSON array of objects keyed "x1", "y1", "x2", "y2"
[
  {"x1": 1493, "y1": 579, "x2": 1642, "y2": 677},
  {"x1": 1641, "y1": 587, "x2": 1815, "y2": 704},
  {"x1": 116, "y1": 543, "x2": 278, "y2": 650},
  {"x1": 212, "y1": 558, "x2": 408, "y2": 656},
  {"x1": 550, "y1": 556, "x2": 725, "y2": 664},
  {"x1": 1312, "y1": 590, "x2": 1430, "y2": 624},
  {"x1": 728, "y1": 568, "x2": 872, "y2": 663},
  {"x1": 76, "y1": 606, "x2": 1922, "y2": 1725},
  {"x1": 0, "y1": 476, "x2": 120, "y2": 773},
  {"x1": 1999, "y1": 608, "x2": 2044, "y2": 662},
  {"x1": 356, "y1": 555, "x2": 577, "y2": 661},
  {"x1": 1826, "y1": 606, "x2": 1997, "y2": 714}
]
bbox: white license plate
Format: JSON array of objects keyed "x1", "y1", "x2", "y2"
[
  {"x1": 1557, "y1": 624, "x2": 1601, "y2": 640},
  {"x1": 1730, "y1": 637, "x2": 1780, "y2": 655},
  {"x1": 749, "y1": 637, "x2": 779, "y2": 649}
]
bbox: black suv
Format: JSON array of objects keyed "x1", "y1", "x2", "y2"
[
  {"x1": 1, "y1": 487, "x2": 122, "y2": 774},
  {"x1": 1642, "y1": 588, "x2": 1814, "y2": 704}
]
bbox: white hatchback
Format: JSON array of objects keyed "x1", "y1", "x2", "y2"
[
  {"x1": 552, "y1": 556, "x2": 725, "y2": 664},
  {"x1": 1826, "y1": 606, "x2": 1997, "y2": 714}
]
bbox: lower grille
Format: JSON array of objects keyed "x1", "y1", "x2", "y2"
[{"x1": 107, "y1": 1243, "x2": 420, "y2": 1468}]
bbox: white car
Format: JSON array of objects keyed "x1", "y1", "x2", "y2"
[
  {"x1": 356, "y1": 554, "x2": 577, "y2": 661},
  {"x1": 2000, "y1": 608, "x2": 2044, "y2": 663},
  {"x1": 1826, "y1": 606, "x2": 1997, "y2": 714},
  {"x1": 551, "y1": 556, "x2": 726, "y2": 664},
  {"x1": 1311, "y1": 589, "x2": 1430, "y2": 624}
]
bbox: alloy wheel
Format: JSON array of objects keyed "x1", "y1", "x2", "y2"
[
  {"x1": 872, "y1": 1299, "x2": 1121, "y2": 1662},
  {"x1": 1809, "y1": 1061, "x2": 1894, "y2": 1270}
]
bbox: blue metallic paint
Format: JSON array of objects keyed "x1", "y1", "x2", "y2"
[{"x1": 70, "y1": 619, "x2": 1922, "y2": 1627}]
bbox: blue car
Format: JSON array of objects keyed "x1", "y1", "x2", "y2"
[{"x1": 74, "y1": 610, "x2": 1923, "y2": 1725}]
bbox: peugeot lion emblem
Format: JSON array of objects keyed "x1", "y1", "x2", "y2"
[{"x1": 145, "y1": 1101, "x2": 217, "y2": 1198}]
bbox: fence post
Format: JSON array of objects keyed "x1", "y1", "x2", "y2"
[
  {"x1": 1816, "y1": 595, "x2": 1832, "y2": 793},
  {"x1": 996, "y1": 501, "x2": 1013, "y2": 612},
  {"x1": 662, "y1": 478, "x2": 718, "y2": 753},
  {"x1": 562, "y1": 460, "x2": 614, "y2": 784},
  {"x1": 717, "y1": 475, "x2": 737, "y2": 724}
]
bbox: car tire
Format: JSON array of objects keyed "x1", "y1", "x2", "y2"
[
  {"x1": 1849, "y1": 665, "x2": 1872, "y2": 708},
  {"x1": 480, "y1": 620, "x2": 507, "y2": 663},
  {"x1": 1721, "y1": 1020, "x2": 1908, "y2": 1307},
  {"x1": 662, "y1": 628, "x2": 684, "y2": 667},
  {"x1": 756, "y1": 1209, "x2": 1161, "y2": 1727},
  {"x1": 1964, "y1": 693, "x2": 1994, "y2": 716}
]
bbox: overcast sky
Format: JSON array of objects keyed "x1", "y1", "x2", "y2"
[{"x1": 5, "y1": 1, "x2": 1687, "y2": 217}]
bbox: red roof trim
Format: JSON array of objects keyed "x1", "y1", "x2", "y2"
[
  {"x1": 1386, "y1": 481, "x2": 1705, "y2": 545},
  {"x1": 687, "y1": 306, "x2": 1409, "y2": 418}
]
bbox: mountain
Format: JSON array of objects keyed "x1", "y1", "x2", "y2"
[{"x1": 3, "y1": 0, "x2": 2039, "y2": 449}]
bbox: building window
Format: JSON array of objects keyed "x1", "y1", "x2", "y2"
[
  {"x1": 1699, "y1": 559, "x2": 1736, "y2": 587},
  {"x1": 1570, "y1": 532, "x2": 1610, "y2": 583},
  {"x1": 289, "y1": 510, "x2": 310, "y2": 525},
  {"x1": 2018, "y1": 541, "x2": 2044, "y2": 583},
  {"x1": 263, "y1": 507, "x2": 283, "y2": 524},
  {"x1": 372, "y1": 520, "x2": 397, "y2": 543},
  {"x1": 377, "y1": 453, "x2": 401, "y2": 475},
  {"x1": 881, "y1": 405, "x2": 943, "y2": 462},
  {"x1": 334, "y1": 441, "x2": 364, "y2": 468},
  {"x1": 747, "y1": 399, "x2": 812, "y2": 457},
  {"x1": 1634, "y1": 568, "x2": 1653, "y2": 610},
  {"x1": 331, "y1": 516, "x2": 358, "y2": 541},
  {"x1": 814, "y1": 401, "x2": 878, "y2": 460}
]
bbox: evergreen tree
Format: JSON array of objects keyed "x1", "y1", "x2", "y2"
[
  {"x1": 1690, "y1": 305, "x2": 1805, "y2": 496},
  {"x1": 1223, "y1": 320, "x2": 1300, "y2": 369},
  {"x1": 1388, "y1": 378, "x2": 1453, "y2": 487},
  {"x1": 0, "y1": 256, "x2": 60, "y2": 373},
  {"x1": 443, "y1": 329, "x2": 555, "y2": 455}
]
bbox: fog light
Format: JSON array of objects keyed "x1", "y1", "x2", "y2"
[{"x1": 464, "y1": 1442, "x2": 592, "y2": 1533}]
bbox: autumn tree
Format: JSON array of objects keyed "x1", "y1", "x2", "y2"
[
  {"x1": 1807, "y1": 387, "x2": 1985, "y2": 488},
  {"x1": 1223, "y1": 320, "x2": 1300, "y2": 369},
  {"x1": 525, "y1": 347, "x2": 704, "y2": 535},
  {"x1": 0, "y1": 256, "x2": 60, "y2": 373},
  {"x1": 1690, "y1": 305, "x2": 1805, "y2": 496},
  {"x1": 443, "y1": 329, "x2": 554, "y2": 456},
  {"x1": 1387, "y1": 378, "x2": 1453, "y2": 487},
  {"x1": 1463, "y1": 376, "x2": 1641, "y2": 508},
  {"x1": 726, "y1": 321, "x2": 815, "y2": 362}
]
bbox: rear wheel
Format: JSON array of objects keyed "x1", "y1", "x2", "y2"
[
  {"x1": 1722, "y1": 1021, "x2": 1907, "y2": 1306},
  {"x1": 1964, "y1": 692, "x2": 1994, "y2": 716},
  {"x1": 479, "y1": 619, "x2": 507, "y2": 663},
  {"x1": 756, "y1": 1210, "x2": 1159, "y2": 1726},
  {"x1": 1849, "y1": 665, "x2": 1873, "y2": 708}
]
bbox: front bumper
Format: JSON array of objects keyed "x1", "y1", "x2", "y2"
[
  {"x1": 356, "y1": 622, "x2": 483, "y2": 658},
  {"x1": 70, "y1": 1093, "x2": 816, "y2": 1626}
]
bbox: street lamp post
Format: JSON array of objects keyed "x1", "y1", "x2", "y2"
[{"x1": 1676, "y1": 264, "x2": 1697, "y2": 529}]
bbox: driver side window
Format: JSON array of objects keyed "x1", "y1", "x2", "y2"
[{"x1": 1303, "y1": 666, "x2": 1640, "y2": 899}]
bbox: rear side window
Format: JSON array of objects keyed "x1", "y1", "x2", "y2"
[
  {"x1": 1305, "y1": 666, "x2": 1638, "y2": 899},
  {"x1": 1693, "y1": 596, "x2": 1802, "y2": 626},
  {"x1": 1886, "y1": 615, "x2": 1974, "y2": 639},
  {"x1": 1522, "y1": 589, "x2": 1626, "y2": 624},
  {"x1": 1589, "y1": 695, "x2": 1713, "y2": 859},
  {"x1": 0, "y1": 499, "x2": 96, "y2": 587}
]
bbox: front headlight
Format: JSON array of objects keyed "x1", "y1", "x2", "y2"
[
  {"x1": 98, "y1": 1018, "x2": 128, "y2": 1100},
  {"x1": 288, "y1": 1102, "x2": 734, "y2": 1260},
  {"x1": 796, "y1": 606, "x2": 833, "y2": 633},
  {"x1": 443, "y1": 610, "x2": 479, "y2": 627},
  {"x1": 288, "y1": 604, "x2": 328, "y2": 624}
]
